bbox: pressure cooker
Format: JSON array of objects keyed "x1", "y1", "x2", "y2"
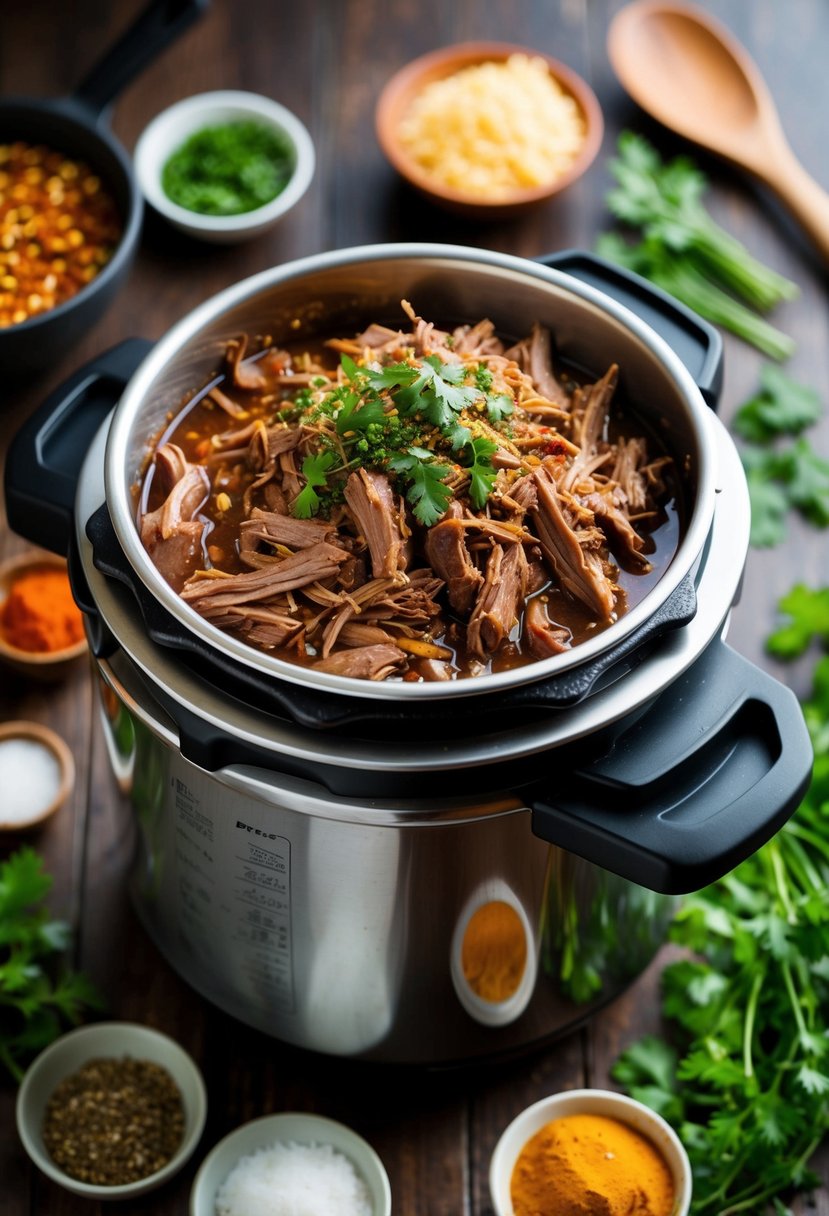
[{"x1": 5, "y1": 245, "x2": 812, "y2": 1064}]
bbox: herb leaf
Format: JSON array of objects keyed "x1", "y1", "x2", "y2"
[
  {"x1": 389, "y1": 447, "x2": 453, "y2": 526},
  {"x1": 766, "y1": 585, "x2": 829, "y2": 658},
  {"x1": 466, "y1": 436, "x2": 498, "y2": 508},
  {"x1": 294, "y1": 450, "x2": 337, "y2": 518},
  {"x1": 734, "y1": 365, "x2": 822, "y2": 442},
  {"x1": 0, "y1": 848, "x2": 101, "y2": 1081}
]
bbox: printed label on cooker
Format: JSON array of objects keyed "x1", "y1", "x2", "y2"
[{"x1": 171, "y1": 778, "x2": 295, "y2": 1015}]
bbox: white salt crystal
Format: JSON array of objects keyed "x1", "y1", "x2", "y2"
[
  {"x1": 215, "y1": 1139, "x2": 373, "y2": 1216},
  {"x1": 0, "y1": 737, "x2": 62, "y2": 826}
]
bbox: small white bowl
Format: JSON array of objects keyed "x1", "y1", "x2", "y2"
[
  {"x1": 190, "y1": 1112, "x2": 391, "y2": 1216},
  {"x1": 0, "y1": 720, "x2": 74, "y2": 831},
  {"x1": 135, "y1": 89, "x2": 315, "y2": 243},
  {"x1": 490, "y1": 1088, "x2": 691, "y2": 1216},
  {"x1": 16, "y1": 1021, "x2": 207, "y2": 1201}
]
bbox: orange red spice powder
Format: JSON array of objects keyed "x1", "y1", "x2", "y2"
[{"x1": 0, "y1": 566, "x2": 84, "y2": 653}]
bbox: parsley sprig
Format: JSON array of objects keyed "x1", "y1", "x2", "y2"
[
  {"x1": 292, "y1": 351, "x2": 514, "y2": 526},
  {"x1": 0, "y1": 848, "x2": 101, "y2": 1081},
  {"x1": 599, "y1": 133, "x2": 798, "y2": 359}
]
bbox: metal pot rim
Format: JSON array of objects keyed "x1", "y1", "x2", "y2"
[{"x1": 103, "y1": 242, "x2": 720, "y2": 702}]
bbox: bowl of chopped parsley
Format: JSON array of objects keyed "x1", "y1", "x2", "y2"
[{"x1": 134, "y1": 90, "x2": 315, "y2": 242}]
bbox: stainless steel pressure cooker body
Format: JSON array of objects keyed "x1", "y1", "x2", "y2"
[{"x1": 5, "y1": 246, "x2": 813, "y2": 1064}]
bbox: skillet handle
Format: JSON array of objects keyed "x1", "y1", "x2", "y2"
[
  {"x1": 537, "y1": 249, "x2": 724, "y2": 409},
  {"x1": 528, "y1": 638, "x2": 813, "y2": 894},
  {"x1": 4, "y1": 340, "x2": 152, "y2": 557},
  {"x1": 73, "y1": 0, "x2": 209, "y2": 117}
]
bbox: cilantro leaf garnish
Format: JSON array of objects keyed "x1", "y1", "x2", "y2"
[
  {"x1": 466, "y1": 436, "x2": 498, "y2": 509},
  {"x1": 389, "y1": 447, "x2": 453, "y2": 526},
  {"x1": 292, "y1": 349, "x2": 509, "y2": 522},
  {"x1": 294, "y1": 450, "x2": 337, "y2": 518}
]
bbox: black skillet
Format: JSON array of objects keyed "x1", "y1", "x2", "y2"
[{"x1": 0, "y1": 0, "x2": 208, "y2": 385}]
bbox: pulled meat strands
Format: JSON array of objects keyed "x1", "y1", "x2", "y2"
[
  {"x1": 425, "y1": 508, "x2": 483, "y2": 616},
  {"x1": 468, "y1": 543, "x2": 529, "y2": 659},
  {"x1": 524, "y1": 597, "x2": 571, "y2": 658},
  {"x1": 505, "y1": 323, "x2": 571, "y2": 408},
  {"x1": 181, "y1": 542, "x2": 349, "y2": 612},
  {"x1": 313, "y1": 643, "x2": 408, "y2": 680},
  {"x1": 344, "y1": 469, "x2": 410, "y2": 579},
  {"x1": 515, "y1": 466, "x2": 617, "y2": 621},
  {"x1": 571, "y1": 364, "x2": 619, "y2": 452},
  {"x1": 140, "y1": 444, "x2": 210, "y2": 588},
  {"x1": 226, "y1": 333, "x2": 268, "y2": 391}
]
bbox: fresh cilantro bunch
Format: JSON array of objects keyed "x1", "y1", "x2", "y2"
[
  {"x1": 598, "y1": 133, "x2": 798, "y2": 359},
  {"x1": 732, "y1": 365, "x2": 828, "y2": 547},
  {"x1": 292, "y1": 352, "x2": 513, "y2": 526},
  {"x1": 0, "y1": 847, "x2": 100, "y2": 1080},
  {"x1": 613, "y1": 636, "x2": 829, "y2": 1216}
]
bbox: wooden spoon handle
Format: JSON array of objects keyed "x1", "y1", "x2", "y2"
[{"x1": 763, "y1": 139, "x2": 829, "y2": 264}]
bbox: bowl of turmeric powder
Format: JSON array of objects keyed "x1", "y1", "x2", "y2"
[
  {"x1": 0, "y1": 551, "x2": 87, "y2": 680},
  {"x1": 490, "y1": 1088, "x2": 691, "y2": 1216}
]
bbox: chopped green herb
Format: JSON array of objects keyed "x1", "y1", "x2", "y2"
[
  {"x1": 290, "y1": 349, "x2": 509, "y2": 523},
  {"x1": 162, "y1": 120, "x2": 294, "y2": 216},
  {"x1": 0, "y1": 848, "x2": 101, "y2": 1081}
]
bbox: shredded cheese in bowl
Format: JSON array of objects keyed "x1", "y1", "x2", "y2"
[{"x1": 397, "y1": 54, "x2": 586, "y2": 198}]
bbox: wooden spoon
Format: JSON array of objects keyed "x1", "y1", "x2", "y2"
[{"x1": 608, "y1": 0, "x2": 829, "y2": 261}]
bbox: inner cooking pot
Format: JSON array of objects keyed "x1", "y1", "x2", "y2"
[{"x1": 101, "y1": 244, "x2": 719, "y2": 703}]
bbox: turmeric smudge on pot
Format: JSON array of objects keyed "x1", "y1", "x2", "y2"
[
  {"x1": 511, "y1": 1112, "x2": 675, "y2": 1216},
  {"x1": 461, "y1": 900, "x2": 527, "y2": 1002}
]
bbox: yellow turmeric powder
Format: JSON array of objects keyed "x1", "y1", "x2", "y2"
[
  {"x1": 0, "y1": 566, "x2": 84, "y2": 653},
  {"x1": 461, "y1": 900, "x2": 527, "y2": 1002},
  {"x1": 511, "y1": 1113, "x2": 675, "y2": 1216}
]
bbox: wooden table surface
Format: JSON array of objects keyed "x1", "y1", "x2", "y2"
[{"x1": 1, "y1": 1, "x2": 827, "y2": 1212}]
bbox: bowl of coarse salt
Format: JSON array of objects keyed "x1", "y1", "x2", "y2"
[
  {"x1": 190, "y1": 1112, "x2": 391, "y2": 1216},
  {"x1": 0, "y1": 721, "x2": 74, "y2": 832}
]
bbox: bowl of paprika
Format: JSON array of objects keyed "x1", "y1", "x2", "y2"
[
  {"x1": 0, "y1": 551, "x2": 87, "y2": 680},
  {"x1": 490, "y1": 1088, "x2": 691, "y2": 1216}
]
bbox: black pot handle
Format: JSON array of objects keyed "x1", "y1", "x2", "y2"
[
  {"x1": 4, "y1": 339, "x2": 153, "y2": 557},
  {"x1": 73, "y1": 0, "x2": 209, "y2": 118},
  {"x1": 528, "y1": 638, "x2": 813, "y2": 894},
  {"x1": 538, "y1": 249, "x2": 723, "y2": 410}
]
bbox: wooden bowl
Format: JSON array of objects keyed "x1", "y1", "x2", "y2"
[
  {"x1": 375, "y1": 41, "x2": 603, "y2": 218},
  {"x1": 0, "y1": 552, "x2": 87, "y2": 681},
  {"x1": 0, "y1": 720, "x2": 75, "y2": 831}
]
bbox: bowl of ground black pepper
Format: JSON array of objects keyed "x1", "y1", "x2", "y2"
[
  {"x1": 135, "y1": 90, "x2": 315, "y2": 242},
  {"x1": 15, "y1": 1021, "x2": 207, "y2": 1200}
]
